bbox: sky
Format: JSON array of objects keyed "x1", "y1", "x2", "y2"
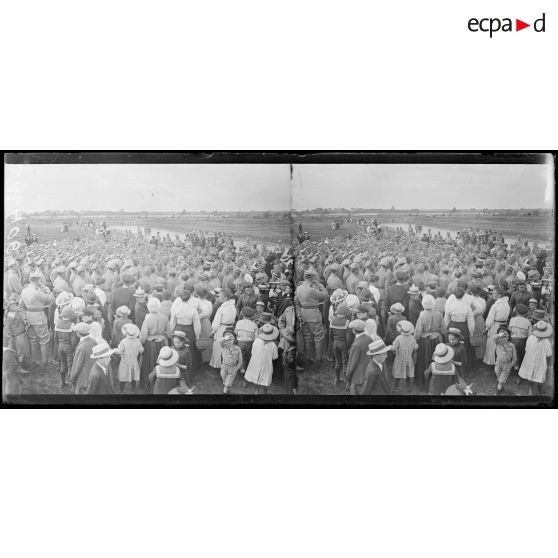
[
  {"x1": 4, "y1": 161, "x2": 554, "y2": 214},
  {"x1": 292, "y1": 163, "x2": 554, "y2": 210},
  {"x1": 4, "y1": 164, "x2": 291, "y2": 213}
]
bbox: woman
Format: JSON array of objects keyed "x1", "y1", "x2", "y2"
[
  {"x1": 139, "y1": 297, "x2": 172, "y2": 393},
  {"x1": 425, "y1": 343, "x2": 456, "y2": 396},
  {"x1": 518, "y1": 321, "x2": 553, "y2": 396},
  {"x1": 483, "y1": 286, "x2": 511, "y2": 366},
  {"x1": 469, "y1": 283, "x2": 487, "y2": 362},
  {"x1": 413, "y1": 294, "x2": 445, "y2": 393},
  {"x1": 195, "y1": 286, "x2": 213, "y2": 366},
  {"x1": 444, "y1": 286, "x2": 474, "y2": 347},
  {"x1": 244, "y1": 323, "x2": 279, "y2": 394},
  {"x1": 209, "y1": 288, "x2": 237, "y2": 369}
]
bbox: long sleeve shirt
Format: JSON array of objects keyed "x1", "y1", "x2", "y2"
[
  {"x1": 140, "y1": 312, "x2": 173, "y2": 343},
  {"x1": 485, "y1": 297, "x2": 511, "y2": 330},
  {"x1": 170, "y1": 301, "x2": 201, "y2": 338},
  {"x1": 444, "y1": 298, "x2": 475, "y2": 336},
  {"x1": 211, "y1": 299, "x2": 237, "y2": 332}
]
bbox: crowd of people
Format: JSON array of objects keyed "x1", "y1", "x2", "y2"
[{"x1": 2, "y1": 218, "x2": 554, "y2": 398}]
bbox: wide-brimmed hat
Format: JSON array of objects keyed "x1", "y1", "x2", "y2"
[
  {"x1": 330, "y1": 288, "x2": 348, "y2": 304},
  {"x1": 90, "y1": 342, "x2": 117, "y2": 359},
  {"x1": 407, "y1": 285, "x2": 420, "y2": 296},
  {"x1": 243, "y1": 274, "x2": 254, "y2": 284},
  {"x1": 72, "y1": 322, "x2": 91, "y2": 335},
  {"x1": 56, "y1": 291, "x2": 74, "y2": 307},
  {"x1": 255, "y1": 300, "x2": 265, "y2": 307},
  {"x1": 398, "y1": 320, "x2": 414, "y2": 335},
  {"x1": 532, "y1": 321, "x2": 553, "y2": 338},
  {"x1": 259, "y1": 323, "x2": 279, "y2": 341},
  {"x1": 433, "y1": 343, "x2": 454, "y2": 364},
  {"x1": 528, "y1": 298, "x2": 538, "y2": 305},
  {"x1": 122, "y1": 323, "x2": 140, "y2": 338},
  {"x1": 390, "y1": 302, "x2": 405, "y2": 314},
  {"x1": 158, "y1": 346, "x2": 179, "y2": 367},
  {"x1": 115, "y1": 305, "x2": 131, "y2": 317},
  {"x1": 172, "y1": 330, "x2": 188, "y2": 342},
  {"x1": 447, "y1": 327, "x2": 463, "y2": 339},
  {"x1": 366, "y1": 340, "x2": 392, "y2": 356}
]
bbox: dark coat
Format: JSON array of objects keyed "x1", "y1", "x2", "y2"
[
  {"x1": 112, "y1": 286, "x2": 136, "y2": 320},
  {"x1": 387, "y1": 283, "x2": 410, "y2": 314},
  {"x1": 70, "y1": 337, "x2": 98, "y2": 392},
  {"x1": 360, "y1": 360, "x2": 391, "y2": 395},
  {"x1": 87, "y1": 363, "x2": 115, "y2": 395},
  {"x1": 345, "y1": 333, "x2": 372, "y2": 387}
]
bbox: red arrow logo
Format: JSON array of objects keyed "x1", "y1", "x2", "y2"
[{"x1": 516, "y1": 19, "x2": 530, "y2": 31}]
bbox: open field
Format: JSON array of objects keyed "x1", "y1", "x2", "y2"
[
  {"x1": 295, "y1": 212, "x2": 554, "y2": 243},
  {"x1": 6, "y1": 215, "x2": 293, "y2": 245}
]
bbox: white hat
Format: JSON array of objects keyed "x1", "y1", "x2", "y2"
[
  {"x1": 147, "y1": 297, "x2": 161, "y2": 313},
  {"x1": 90, "y1": 342, "x2": 116, "y2": 359},
  {"x1": 366, "y1": 340, "x2": 392, "y2": 356},
  {"x1": 433, "y1": 343, "x2": 454, "y2": 364},
  {"x1": 243, "y1": 274, "x2": 254, "y2": 284}
]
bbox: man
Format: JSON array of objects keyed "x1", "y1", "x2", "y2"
[
  {"x1": 87, "y1": 342, "x2": 117, "y2": 395},
  {"x1": 20, "y1": 270, "x2": 54, "y2": 370},
  {"x1": 6, "y1": 258, "x2": 23, "y2": 296},
  {"x1": 71, "y1": 265, "x2": 88, "y2": 297},
  {"x1": 386, "y1": 270, "x2": 411, "y2": 316},
  {"x1": 236, "y1": 283, "x2": 259, "y2": 317},
  {"x1": 112, "y1": 274, "x2": 136, "y2": 321},
  {"x1": 294, "y1": 269, "x2": 328, "y2": 366},
  {"x1": 69, "y1": 322, "x2": 97, "y2": 394},
  {"x1": 344, "y1": 319, "x2": 372, "y2": 394},
  {"x1": 360, "y1": 340, "x2": 392, "y2": 395},
  {"x1": 52, "y1": 266, "x2": 71, "y2": 296}
]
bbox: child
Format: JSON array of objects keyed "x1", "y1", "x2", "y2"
[
  {"x1": 234, "y1": 306, "x2": 258, "y2": 385},
  {"x1": 447, "y1": 327, "x2": 468, "y2": 379},
  {"x1": 172, "y1": 330, "x2": 193, "y2": 386},
  {"x1": 392, "y1": 320, "x2": 418, "y2": 390},
  {"x1": 492, "y1": 326, "x2": 517, "y2": 396},
  {"x1": 509, "y1": 304, "x2": 531, "y2": 374},
  {"x1": 219, "y1": 333, "x2": 243, "y2": 394},
  {"x1": 385, "y1": 303, "x2": 406, "y2": 345},
  {"x1": 116, "y1": 323, "x2": 144, "y2": 393},
  {"x1": 329, "y1": 306, "x2": 352, "y2": 385}
]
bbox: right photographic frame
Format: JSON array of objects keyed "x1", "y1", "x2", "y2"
[{"x1": 290, "y1": 152, "x2": 555, "y2": 405}]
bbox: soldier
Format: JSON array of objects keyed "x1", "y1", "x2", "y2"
[
  {"x1": 5, "y1": 258, "x2": 23, "y2": 296},
  {"x1": 294, "y1": 269, "x2": 328, "y2": 367},
  {"x1": 20, "y1": 270, "x2": 54, "y2": 371}
]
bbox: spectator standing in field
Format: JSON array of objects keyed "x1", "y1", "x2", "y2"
[
  {"x1": 483, "y1": 286, "x2": 511, "y2": 366},
  {"x1": 360, "y1": 340, "x2": 392, "y2": 395},
  {"x1": 219, "y1": 333, "x2": 243, "y2": 394},
  {"x1": 345, "y1": 319, "x2": 372, "y2": 394},
  {"x1": 70, "y1": 322, "x2": 97, "y2": 394},
  {"x1": 116, "y1": 323, "x2": 143, "y2": 393},
  {"x1": 392, "y1": 320, "x2": 418, "y2": 391},
  {"x1": 87, "y1": 342, "x2": 117, "y2": 395},
  {"x1": 518, "y1": 321, "x2": 553, "y2": 396},
  {"x1": 509, "y1": 304, "x2": 531, "y2": 374},
  {"x1": 244, "y1": 323, "x2": 279, "y2": 394},
  {"x1": 492, "y1": 326, "x2": 517, "y2": 396}
]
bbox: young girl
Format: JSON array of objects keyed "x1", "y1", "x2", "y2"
[
  {"x1": 244, "y1": 323, "x2": 279, "y2": 394},
  {"x1": 116, "y1": 323, "x2": 144, "y2": 393},
  {"x1": 172, "y1": 330, "x2": 193, "y2": 386},
  {"x1": 392, "y1": 320, "x2": 418, "y2": 390},
  {"x1": 447, "y1": 327, "x2": 468, "y2": 379},
  {"x1": 219, "y1": 333, "x2": 243, "y2": 394},
  {"x1": 492, "y1": 326, "x2": 517, "y2": 395}
]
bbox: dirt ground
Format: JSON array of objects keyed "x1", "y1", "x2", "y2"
[{"x1": 14, "y1": 354, "x2": 549, "y2": 399}]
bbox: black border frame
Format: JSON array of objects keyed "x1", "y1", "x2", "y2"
[{"x1": 3, "y1": 150, "x2": 556, "y2": 409}]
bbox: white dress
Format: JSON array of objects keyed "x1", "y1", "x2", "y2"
[
  {"x1": 518, "y1": 336, "x2": 552, "y2": 384},
  {"x1": 244, "y1": 338, "x2": 278, "y2": 387},
  {"x1": 483, "y1": 297, "x2": 510, "y2": 365},
  {"x1": 209, "y1": 299, "x2": 237, "y2": 368}
]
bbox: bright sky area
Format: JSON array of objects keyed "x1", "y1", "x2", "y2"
[{"x1": 4, "y1": 161, "x2": 554, "y2": 213}]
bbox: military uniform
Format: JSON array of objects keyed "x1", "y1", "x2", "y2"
[
  {"x1": 20, "y1": 280, "x2": 54, "y2": 368},
  {"x1": 294, "y1": 278, "x2": 328, "y2": 363}
]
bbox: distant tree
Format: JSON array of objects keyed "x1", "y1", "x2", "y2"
[{"x1": 452, "y1": 207, "x2": 457, "y2": 213}]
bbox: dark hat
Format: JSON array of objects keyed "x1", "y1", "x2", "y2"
[
  {"x1": 242, "y1": 306, "x2": 255, "y2": 318},
  {"x1": 515, "y1": 304, "x2": 528, "y2": 316}
]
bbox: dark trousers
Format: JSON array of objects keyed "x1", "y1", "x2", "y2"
[
  {"x1": 57, "y1": 343, "x2": 74, "y2": 379},
  {"x1": 238, "y1": 341, "x2": 253, "y2": 370}
]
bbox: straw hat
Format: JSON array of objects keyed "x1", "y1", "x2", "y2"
[
  {"x1": 122, "y1": 323, "x2": 140, "y2": 338},
  {"x1": 330, "y1": 288, "x2": 348, "y2": 304},
  {"x1": 398, "y1": 320, "x2": 414, "y2": 335},
  {"x1": 69, "y1": 297, "x2": 85, "y2": 313},
  {"x1": 56, "y1": 291, "x2": 74, "y2": 307},
  {"x1": 134, "y1": 288, "x2": 146, "y2": 298},
  {"x1": 158, "y1": 346, "x2": 179, "y2": 367},
  {"x1": 433, "y1": 343, "x2": 454, "y2": 364},
  {"x1": 172, "y1": 330, "x2": 188, "y2": 342},
  {"x1": 219, "y1": 332, "x2": 236, "y2": 345},
  {"x1": 259, "y1": 323, "x2": 279, "y2": 341},
  {"x1": 366, "y1": 339, "x2": 392, "y2": 356},
  {"x1": 243, "y1": 274, "x2": 254, "y2": 284},
  {"x1": 115, "y1": 305, "x2": 131, "y2": 317},
  {"x1": 407, "y1": 285, "x2": 420, "y2": 296},
  {"x1": 447, "y1": 327, "x2": 463, "y2": 339},
  {"x1": 532, "y1": 321, "x2": 553, "y2": 338},
  {"x1": 345, "y1": 294, "x2": 360, "y2": 310},
  {"x1": 390, "y1": 302, "x2": 405, "y2": 314},
  {"x1": 528, "y1": 298, "x2": 538, "y2": 305},
  {"x1": 90, "y1": 342, "x2": 117, "y2": 359}
]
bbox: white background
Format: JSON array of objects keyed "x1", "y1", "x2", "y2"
[{"x1": 1, "y1": 2, "x2": 556, "y2": 558}]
